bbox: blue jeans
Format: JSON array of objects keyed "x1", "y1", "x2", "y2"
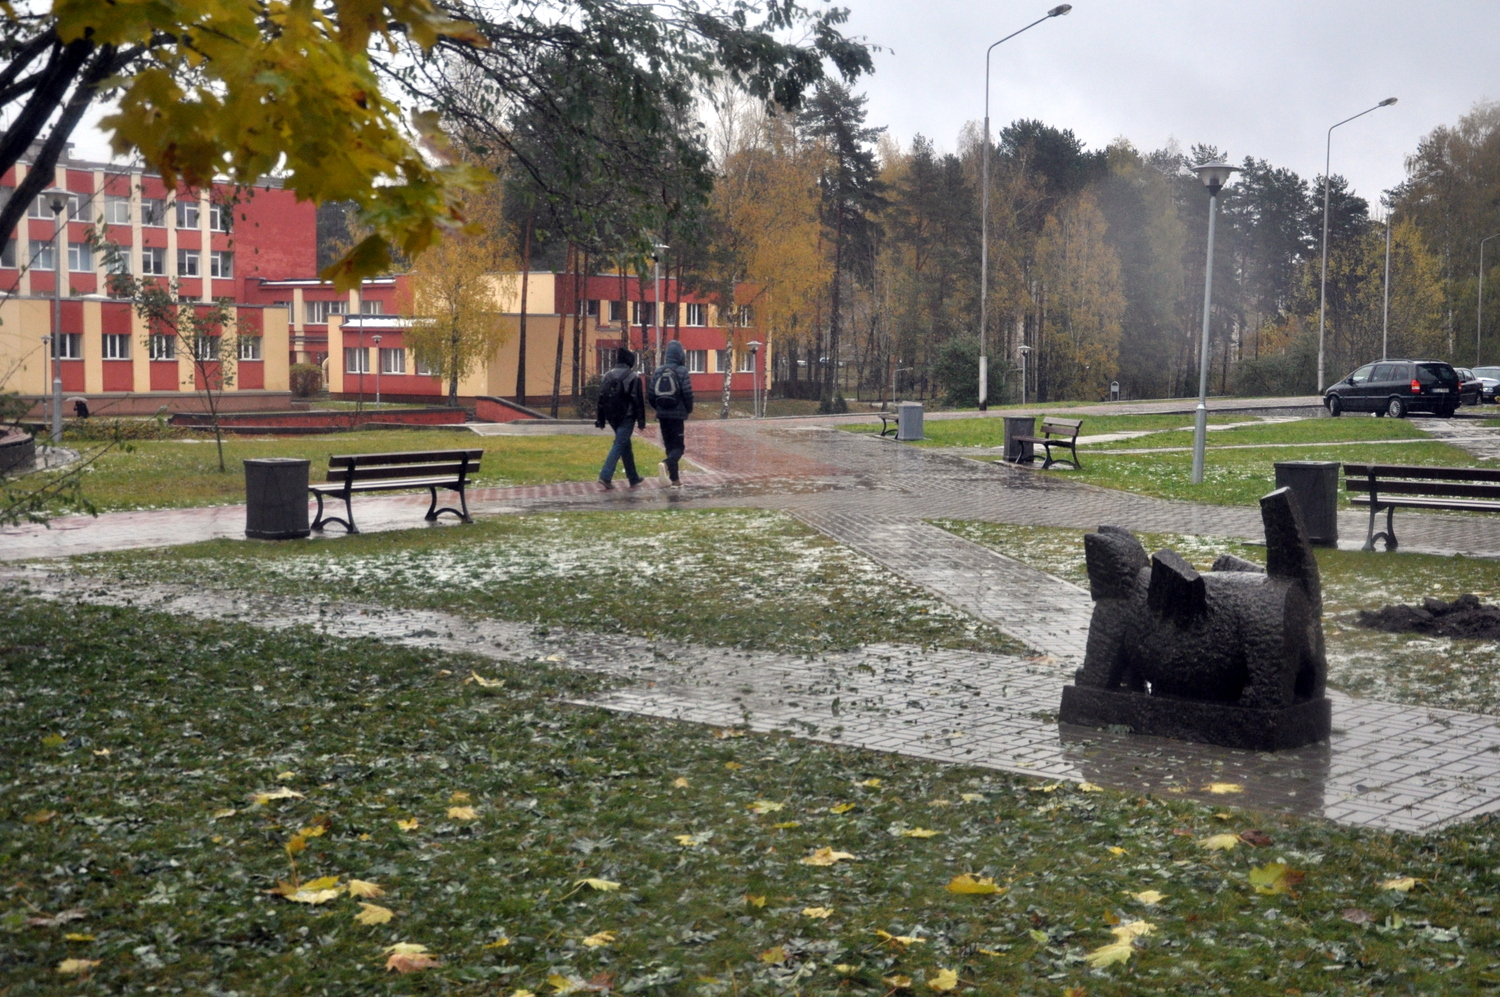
[{"x1": 600, "y1": 421, "x2": 641, "y2": 483}]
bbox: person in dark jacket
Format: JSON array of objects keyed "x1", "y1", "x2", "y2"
[
  {"x1": 595, "y1": 347, "x2": 647, "y2": 490},
  {"x1": 647, "y1": 340, "x2": 694, "y2": 486}
]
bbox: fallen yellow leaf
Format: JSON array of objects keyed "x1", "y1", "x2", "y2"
[
  {"x1": 1113, "y1": 919, "x2": 1156, "y2": 941},
  {"x1": 1197, "y1": 833, "x2": 1240, "y2": 851},
  {"x1": 93, "y1": 748, "x2": 110, "y2": 757},
  {"x1": 64, "y1": 933, "x2": 94, "y2": 942},
  {"x1": 1028, "y1": 783, "x2": 1062, "y2": 794},
  {"x1": 450, "y1": 791, "x2": 471, "y2": 802},
  {"x1": 900, "y1": 827, "x2": 940, "y2": 838},
  {"x1": 56, "y1": 958, "x2": 100, "y2": 975},
  {"x1": 745, "y1": 894, "x2": 767, "y2": 908},
  {"x1": 1131, "y1": 890, "x2": 1166, "y2": 906},
  {"x1": 945, "y1": 873, "x2": 1002, "y2": 895},
  {"x1": 875, "y1": 929, "x2": 926, "y2": 948},
  {"x1": 386, "y1": 948, "x2": 440, "y2": 973},
  {"x1": 959, "y1": 793, "x2": 985, "y2": 803},
  {"x1": 1203, "y1": 782, "x2": 1244, "y2": 794},
  {"x1": 759, "y1": 945, "x2": 787, "y2": 964},
  {"x1": 829, "y1": 802, "x2": 857, "y2": 814},
  {"x1": 356, "y1": 902, "x2": 394, "y2": 925},
  {"x1": 834, "y1": 963, "x2": 860, "y2": 975},
  {"x1": 771, "y1": 821, "x2": 801, "y2": 830},
  {"x1": 672, "y1": 777, "x2": 690, "y2": 788},
  {"x1": 576, "y1": 878, "x2": 620, "y2": 891},
  {"x1": 883, "y1": 975, "x2": 913, "y2": 989},
  {"x1": 548, "y1": 973, "x2": 585, "y2": 993},
  {"x1": 1078, "y1": 782, "x2": 1104, "y2": 793},
  {"x1": 1106, "y1": 846, "x2": 1127, "y2": 856},
  {"x1": 802, "y1": 906, "x2": 834, "y2": 918},
  {"x1": 799, "y1": 847, "x2": 856, "y2": 866},
  {"x1": 675, "y1": 831, "x2": 712, "y2": 847},
  {"x1": 447, "y1": 806, "x2": 479, "y2": 821},
  {"x1": 347, "y1": 879, "x2": 385, "y2": 898},
  {"x1": 510, "y1": 991, "x2": 537, "y2": 997},
  {"x1": 927, "y1": 968, "x2": 959, "y2": 992},
  {"x1": 582, "y1": 930, "x2": 615, "y2": 947},
  {"x1": 483, "y1": 937, "x2": 512, "y2": 949},
  {"x1": 396, "y1": 818, "x2": 419, "y2": 832},
  {"x1": 1249, "y1": 862, "x2": 1303, "y2": 896},
  {"x1": 1380, "y1": 876, "x2": 1419, "y2": 892},
  {"x1": 463, "y1": 670, "x2": 504, "y2": 688},
  {"x1": 211, "y1": 808, "x2": 237, "y2": 819},
  {"x1": 724, "y1": 761, "x2": 743, "y2": 771},
  {"x1": 1084, "y1": 941, "x2": 1133, "y2": 968},
  {"x1": 859, "y1": 778, "x2": 882, "y2": 788},
  {"x1": 249, "y1": 786, "x2": 304, "y2": 805},
  {"x1": 748, "y1": 800, "x2": 785, "y2": 814}
]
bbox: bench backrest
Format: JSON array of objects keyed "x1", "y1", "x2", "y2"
[
  {"x1": 325, "y1": 449, "x2": 483, "y2": 485},
  {"x1": 1344, "y1": 462, "x2": 1500, "y2": 500},
  {"x1": 1038, "y1": 417, "x2": 1082, "y2": 439}
]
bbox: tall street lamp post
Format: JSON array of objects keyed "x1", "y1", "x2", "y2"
[
  {"x1": 1479, "y1": 233, "x2": 1500, "y2": 365},
  {"x1": 747, "y1": 340, "x2": 762, "y2": 418},
  {"x1": 979, "y1": 4, "x2": 1071, "y2": 411},
  {"x1": 1317, "y1": 97, "x2": 1397, "y2": 391},
  {"x1": 372, "y1": 333, "x2": 382, "y2": 407},
  {"x1": 1382, "y1": 207, "x2": 1393, "y2": 360},
  {"x1": 50, "y1": 195, "x2": 66, "y2": 444},
  {"x1": 1191, "y1": 162, "x2": 1238, "y2": 486},
  {"x1": 652, "y1": 243, "x2": 669, "y2": 370}
]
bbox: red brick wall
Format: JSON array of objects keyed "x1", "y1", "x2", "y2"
[{"x1": 232, "y1": 187, "x2": 317, "y2": 287}]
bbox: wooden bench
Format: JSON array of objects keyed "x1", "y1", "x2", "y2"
[
  {"x1": 878, "y1": 411, "x2": 901, "y2": 437},
  {"x1": 310, "y1": 449, "x2": 483, "y2": 534},
  {"x1": 1344, "y1": 463, "x2": 1500, "y2": 551},
  {"x1": 1013, "y1": 417, "x2": 1083, "y2": 470}
]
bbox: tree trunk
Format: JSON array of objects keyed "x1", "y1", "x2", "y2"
[
  {"x1": 550, "y1": 243, "x2": 571, "y2": 418},
  {"x1": 448, "y1": 316, "x2": 460, "y2": 406},
  {"x1": 719, "y1": 317, "x2": 736, "y2": 419},
  {"x1": 822, "y1": 207, "x2": 844, "y2": 410},
  {"x1": 516, "y1": 218, "x2": 533, "y2": 407},
  {"x1": 571, "y1": 248, "x2": 586, "y2": 397}
]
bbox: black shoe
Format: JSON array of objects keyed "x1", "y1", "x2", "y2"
[
  {"x1": 598, "y1": 477, "x2": 615, "y2": 491},
  {"x1": 627, "y1": 476, "x2": 644, "y2": 488}
]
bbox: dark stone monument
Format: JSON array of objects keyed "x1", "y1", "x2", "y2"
[{"x1": 1058, "y1": 486, "x2": 1331, "y2": 751}]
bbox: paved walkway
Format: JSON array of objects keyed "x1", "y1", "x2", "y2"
[{"x1": 9, "y1": 411, "x2": 1500, "y2": 833}]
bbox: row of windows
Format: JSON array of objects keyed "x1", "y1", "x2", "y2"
[
  {"x1": 681, "y1": 349, "x2": 758, "y2": 374},
  {"x1": 345, "y1": 347, "x2": 430, "y2": 375},
  {"x1": 0, "y1": 238, "x2": 232, "y2": 277},
  {"x1": 46, "y1": 333, "x2": 262, "y2": 361},
  {"x1": 589, "y1": 301, "x2": 748, "y2": 327},
  {"x1": 295, "y1": 299, "x2": 383, "y2": 324},
  {"x1": 16, "y1": 190, "x2": 232, "y2": 231}
]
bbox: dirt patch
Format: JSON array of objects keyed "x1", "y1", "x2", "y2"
[{"x1": 1356, "y1": 593, "x2": 1500, "y2": 640}]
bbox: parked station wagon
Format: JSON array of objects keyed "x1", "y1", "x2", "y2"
[{"x1": 1323, "y1": 359, "x2": 1461, "y2": 418}]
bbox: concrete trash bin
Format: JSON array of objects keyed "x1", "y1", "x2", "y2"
[
  {"x1": 1273, "y1": 460, "x2": 1339, "y2": 547},
  {"x1": 1003, "y1": 416, "x2": 1036, "y2": 463},
  {"x1": 245, "y1": 458, "x2": 311, "y2": 539},
  {"x1": 896, "y1": 401, "x2": 924, "y2": 441}
]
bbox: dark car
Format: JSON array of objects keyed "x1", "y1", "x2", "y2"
[
  {"x1": 1324, "y1": 359, "x2": 1461, "y2": 418},
  {"x1": 1455, "y1": 367, "x2": 1484, "y2": 406},
  {"x1": 1473, "y1": 365, "x2": 1500, "y2": 403}
]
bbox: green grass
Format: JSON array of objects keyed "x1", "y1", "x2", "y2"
[
  {"x1": 29, "y1": 430, "x2": 661, "y2": 513},
  {"x1": 72, "y1": 509, "x2": 1025, "y2": 657},
  {"x1": 1079, "y1": 415, "x2": 1432, "y2": 450},
  {"x1": 935, "y1": 520, "x2": 1500, "y2": 716},
  {"x1": 842, "y1": 413, "x2": 1250, "y2": 447},
  {"x1": 3, "y1": 597, "x2": 1498, "y2": 995}
]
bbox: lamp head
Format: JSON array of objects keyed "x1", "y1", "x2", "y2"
[
  {"x1": 48, "y1": 194, "x2": 66, "y2": 216},
  {"x1": 373, "y1": 334, "x2": 381, "y2": 344},
  {"x1": 1192, "y1": 161, "x2": 1239, "y2": 196},
  {"x1": 1048, "y1": 4, "x2": 1072, "y2": 15},
  {"x1": 1379, "y1": 97, "x2": 1398, "y2": 107}
]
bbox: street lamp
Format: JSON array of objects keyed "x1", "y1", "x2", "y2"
[
  {"x1": 1017, "y1": 344, "x2": 1032, "y2": 406},
  {"x1": 747, "y1": 340, "x2": 762, "y2": 417},
  {"x1": 1317, "y1": 97, "x2": 1397, "y2": 391},
  {"x1": 1191, "y1": 161, "x2": 1238, "y2": 486},
  {"x1": 1381, "y1": 204, "x2": 1394, "y2": 361},
  {"x1": 652, "y1": 242, "x2": 670, "y2": 370},
  {"x1": 372, "y1": 333, "x2": 382, "y2": 407},
  {"x1": 978, "y1": 3, "x2": 1071, "y2": 412},
  {"x1": 1479, "y1": 233, "x2": 1500, "y2": 366},
  {"x1": 49, "y1": 194, "x2": 67, "y2": 443}
]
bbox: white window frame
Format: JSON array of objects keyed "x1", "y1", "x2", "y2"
[
  {"x1": 415, "y1": 356, "x2": 437, "y2": 376},
  {"x1": 176, "y1": 200, "x2": 200, "y2": 229},
  {"x1": 208, "y1": 202, "x2": 232, "y2": 232},
  {"x1": 307, "y1": 299, "x2": 348, "y2": 324},
  {"x1": 55, "y1": 333, "x2": 82, "y2": 359},
  {"x1": 67, "y1": 242, "x2": 92, "y2": 273},
  {"x1": 29, "y1": 191, "x2": 82, "y2": 220},
  {"x1": 685, "y1": 303, "x2": 707, "y2": 327},
  {"x1": 737, "y1": 349, "x2": 757, "y2": 373},
  {"x1": 608, "y1": 300, "x2": 626, "y2": 323},
  {"x1": 738, "y1": 305, "x2": 754, "y2": 327},
  {"x1": 345, "y1": 347, "x2": 370, "y2": 374},
  {"x1": 685, "y1": 349, "x2": 707, "y2": 374},
  {"x1": 360, "y1": 299, "x2": 384, "y2": 315},
  {"x1": 631, "y1": 300, "x2": 655, "y2": 327},
  {"x1": 380, "y1": 346, "x2": 406, "y2": 374},
  {"x1": 210, "y1": 250, "x2": 233, "y2": 278},
  {"x1": 177, "y1": 248, "x2": 200, "y2": 276},
  {"x1": 140, "y1": 198, "x2": 166, "y2": 227},
  {"x1": 104, "y1": 195, "x2": 131, "y2": 225},
  {"x1": 149, "y1": 334, "x2": 177, "y2": 361},
  {"x1": 33, "y1": 243, "x2": 56, "y2": 270},
  {"x1": 238, "y1": 336, "x2": 262, "y2": 361},
  {"x1": 714, "y1": 349, "x2": 730, "y2": 373},
  {"x1": 193, "y1": 335, "x2": 220, "y2": 361},
  {"x1": 140, "y1": 246, "x2": 167, "y2": 276},
  {"x1": 102, "y1": 333, "x2": 131, "y2": 360}
]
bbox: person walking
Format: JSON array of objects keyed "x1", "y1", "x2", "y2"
[
  {"x1": 594, "y1": 347, "x2": 647, "y2": 490},
  {"x1": 647, "y1": 339, "x2": 694, "y2": 486}
]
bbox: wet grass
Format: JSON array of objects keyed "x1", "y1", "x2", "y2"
[
  {"x1": 843, "y1": 413, "x2": 1249, "y2": 447},
  {"x1": 934, "y1": 520, "x2": 1500, "y2": 716},
  {"x1": 70, "y1": 509, "x2": 1025, "y2": 658},
  {"x1": 3, "y1": 596, "x2": 1498, "y2": 995}
]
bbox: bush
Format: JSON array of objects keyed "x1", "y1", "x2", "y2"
[
  {"x1": 1232, "y1": 336, "x2": 1318, "y2": 397},
  {"x1": 64, "y1": 415, "x2": 184, "y2": 442},
  {"x1": 932, "y1": 337, "x2": 981, "y2": 408},
  {"x1": 575, "y1": 374, "x2": 602, "y2": 420},
  {"x1": 289, "y1": 363, "x2": 323, "y2": 398}
]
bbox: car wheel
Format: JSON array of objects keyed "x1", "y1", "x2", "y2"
[
  {"x1": 1328, "y1": 395, "x2": 1342, "y2": 417},
  {"x1": 1387, "y1": 397, "x2": 1407, "y2": 419}
]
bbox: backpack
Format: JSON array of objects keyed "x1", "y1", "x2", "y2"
[
  {"x1": 597, "y1": 367, "x2": 633, "y2": 422},
  {"x1": 650, "y1": 365, "x2": 679, "y2": 403}
]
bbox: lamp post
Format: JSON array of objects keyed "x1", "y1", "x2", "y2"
[
  {"x1": 372, "y1": 333, "x2": 382, "y2": 407},
  {"x1": 1017, "y1": 345, "x2": 1031, "y2": 406},
  {"x1": 890, "y1": 365, "x2": 912, "y2": 408},
  {"x1": 1191, "y1": 161, "x2": 1238, "y2": 486},
  {"x1": 652, "y1": 242, "x2": 669, "y2": 370},
  {"x1": 747, "y1": 340, "x2": 762, "y2": 417},
  {"x1": 1382, "y1": 206, "x2": 1393, "y2": 360},
  {"x1": 1479, "y1": 233, "x2": 1500, "y2": 366},
  {"x1": 50, "y1": 194, "x2": 66, "y2": 443},
  {"x1": 1317, "y1": 97, "x2": 1397, "y2": 391},
  {"x1": 979, "y1": 4, "x2": 1071, "y2": 412}
]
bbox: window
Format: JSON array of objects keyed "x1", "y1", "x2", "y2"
[
  {"x1": 68, "y1": 242, "x2": 93, "y2": 272},
  {"x1": 104, "y1": 245, "x2": 131, "y2": 275},
  {"x1": 415, "y1": 356, "x2": 437, "y2": 376},
  {"x1": 149, "y1": 334, "x2": 176, "y2": 360},
  {"x1": 238, "y1": 336, "x2": 262, "y2": 361},
  {"x1": 103, "y1": 195, "x2": 130, "y2": 225},
  {"x1": 583, "y1": 299, "x2": 599, "y2": 318},
  {"x1": 662, "y1": 302, "x2": 678, "y2": 326},
  {"x1": 345, "y1": 347, "x2": 370, "y2": 374},
  {"x1": 33, "y1": 242, "x2": 55, "y2": 270},
  {"x1": 176, "y1": 200, "x2": 200, "y2": 229},
  {"x1": 210, "y1": 250, "x2": 233, "y2": 278},
  {"x1": 141, "y1": 246, "x2": 167, "y2": 275},
  {"x1": 177, "y1": 248, "x2": 200, "y2": 276},
  {"x1": 55, "y1": 333, "x2": 82, "y2": 359},
  {"x1": 380, "y1": 347, "x2": 406, "y2": 374},
  {"x1": 631, "y1": 301, "x2": 655, "y2": 326},
  {"x1": 1, "y1": 239, "x2": 13, "y2": 268},
  {"x1": 102, "y1": 333, "x2": 131, "y2": 359},
  {"x1": 738, "y1": 348, "x2": 757, "y2": 373},
  {"x1": 360, "y1": 298, "x2": 383, "y2": 315},
  {"x1": 737, "y1": 305, "x2": 754, "y2": 327},
  {"x1": 715, "y1": 349, "x2": 730, "y2": 373},
  {"x1": 608, "y1": 300, "x2": 626, "y2": 323},
  {"x1": 307, "y1": 299, "x2": 348, "y2": 324},
  {"x1": 193, "y1": 336, "x2": 220, "y2": 361},
  {"x1": 685, "y1": 349, "x2": 707, "y2": 374},
  {"x1": 209, "y1": 201, "x2": 233, "y2": 232},
  {"x1": 29, "y1": 192, "x2": 82, "y2": 219},
  {"x1": 140, "y1": 197, "x2": 166, "y2": 227},
  {"x1": 684, "y1": 303, "x2": 707, "y2": 327}
]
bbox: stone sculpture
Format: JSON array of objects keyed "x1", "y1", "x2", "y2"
[{"x1": 1058, "y1": 486, "x2": 1331, "y2": 751}]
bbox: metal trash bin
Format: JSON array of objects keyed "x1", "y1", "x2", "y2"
[
  {"x1": 896, "y1": 401, "x2": 924, "y2": 442},
  {"x1": 1273, "y1": 460, "x2": 1339, "y2": 547},
  {"x1": 245, "y1": 457, "x2": 311, "y2": 539},
  {"x1": 1003, "y1": 416, "x2": 1036, "y2": 463}
]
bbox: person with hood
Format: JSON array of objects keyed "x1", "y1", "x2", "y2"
[
  {"x1": 594, "y1": 347, "x2": 647, "y2": 490},
  {"x1": 647, "y1": 340, "x2": 694, "y2": 486}
]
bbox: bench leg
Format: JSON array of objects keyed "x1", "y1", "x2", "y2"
[
  {"x1": 424, "y1": 486, "x2": 440, "y2": 521},
  {"x1": 428, "y1": 485, "x2": 473, "y2": 524},
  {"x1": 311, "y1": 492, "x2": 355, "y2": 534},
  {"x1": 344, "y1": 492, "x2": 359, "y2": 534},
  {"x1": 1365, "y1": 503, "x2": 1396, "y2": 552},
  {"x1": 311, "y1": 492, "x2": 326, "y2": 532},
  {"x1": 1039, "y1": 444, "x2": 1054, "y2": 470}
]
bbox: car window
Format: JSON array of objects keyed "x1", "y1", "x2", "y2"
[
  {"x1": 1349, "y1": 365, "x2": 1375, "y2": 384},
  {"x1": 1372, "y1": 364, "x2": 1400, "y2": 382},
  {"x1": 1417, "y1": 363, "x2": 1457, "y2": 384},
  {"x1": 1475, "y1": 366, "x2": 1500, "y2": 379}
]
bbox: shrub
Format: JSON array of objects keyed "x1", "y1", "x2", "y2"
[
  {"x1": 575, "y1": 374, "x2": 602, "y2": 420},
  {"x1": 289, "y1": 363, "x2": 323, "y2": 398},
  {"x1": 932, "y1": 336, "x2": 981, "y2": 408}
]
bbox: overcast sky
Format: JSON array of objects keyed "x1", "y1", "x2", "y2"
[{"x1": 842, "y1": 0, "x2": 1498, "y2": 208}]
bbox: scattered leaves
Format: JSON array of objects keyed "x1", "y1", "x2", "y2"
[
  {"x1": 927, "y1": 968, "x2": 959, "y2": 991},
  {"x1": 384, "y1": 942, "x2": 439, "y2": 973},
  {"x1": 576, "y1": 878, "x2": 621, "y2": 891},
  {"x1": 447, "y1": 805, "x2": 479, "y2": 821},
  {"x1": 582, "y1": 930, "x2": 615, "y2": 947},
  {"x1": 800, "y1": 847, "x2": 856, "y2": 866},
  {"x1": 1198, "y1": 833, "x2": 1240, "y2": 852},
  {"x1": 56, "y1": 958, "x2": 100, "y2": 975},
  {"x1": 1078, "y1": 782, "x2": 1103, "y2": 793},
  {"x1": 945, "y1": 873, "x2": 1002, "y2": 895},
  {"x1": 273, "y1": 875, "x2": 344, "y2": 904},
  {"x1": 356, "y1": 902, "x2": 394, "y2": 925},
  {"x1": 1084, "y1": 919, "x2": 1156, "y2": 968},
  {"x1": 1203, "y1": 782, "x2": 1244, "y2": 794},
  {"x1": 1380, "y1": 876, "x2": 1420, "y2": 893},
  {"x1": 1248, "y1": 862, "x2": 1304, "y2": 896}
]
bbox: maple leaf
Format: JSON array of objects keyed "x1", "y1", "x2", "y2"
[
  {"x1": 1380, "y1": 876, "x2": 1419, "y2": 892},
  {"x1": 249, "y1": 786, "x2": 304, "y2": 805},
  {"x1": 356, "y1": 902, "x2": 394, "y2": 925},
  {"x1": 745, "y1": 894, "x2": 767, "y2": 908},
  {"x1": 945, "y1": 873, "x2": 1001, "y2": 895},
  {"x1": 447, "y1": 806, "x2": 479, "y2": 821},
  {"x1": 759, "y1": 945, "x2": 787, "y2": 964},
  {"x1": 1203, "y1": 782, "x2": 1244, "y2": 794},
  {"x1": 875, "y1": 929, "x2": 926, "y2": 948},
  {"x1": 384, "y1": 942, "x2": 438, "y2": 973},
  {"x1": 1131, "y1": 889, "x2": 1166, "y2": 905},
  {"x1": 748, "y1": 800, "x2": 785, "y2": 814},
  {"x1": 1106, "y1": 846, "x2": 1127, "y2": 856},
  {"x1": 675, "y1": 831, "x2": 713, "y2": 847},
  {"x1": 1197, "y1": 833, "x2": 1240, "y2": 851},
  {"x1": 900, "y1": 827, "x2": 940, "y2": 838},
  {"x1": 463, "y1": 670, "x2": 504, "y2": 688},
  {"x1": 672, "y1": 777, "x2": 690, "y2": 788},
  {"x1": 396, "y1": 818, "x2": 419, "y2": 832},
  {"x1": 1248, "y1": 862, "x2": 1303, "y2": 896},
  {"x1": 927, "y1": 968, "x2": 959, "y2": 992},
  {"x1": 275, "y1": 875, "x2": 344, "y2": 904},
  {"x1": 348, "y1": 879, "x2": 385, "y2": 898},
  {"x1": 548, "y1": 973, "x2": 585, "y2": 993},
  {"x1": 859, "y1": 778, "x2": 882, "y2": 788},
  {"x1": 56, "y1": 958, "x2": 100, "y2": 974},
  {"x1": 576, "y1": 878, "x2": 621, "y2": 891},
  {"x1": 450, "y1": 791, "x2": 471, "y2": 802},
  {"x1": 1113, "y1": 920, "x2": 1156, "y2": 941},
  {"x1": 799, "y1": 847, "x2": 856, "y2": 866},
  {"x1": 582, "y1": 930, "x2": 615, "y2": 947},
  {"x1": 883, "y1": 975, "x2": 913, "y2": 989},
  {"x1": 829, "y1": 802, "x2": 857, "y2": 814},
  {"x1": 802, "y1": 906, "x2": 834, "y2": 918}
]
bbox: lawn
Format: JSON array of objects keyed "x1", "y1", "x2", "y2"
[
  {"x1": 4, "y1": 596, "x2": 1499, "y2": 995},
  {"x1": 842, "y1": 412, "x2": 1251, "y2": 447},
  {"x1": 70, "y1": 509, "x2": 1025, "y2": 658},
  {"x1": 934, "y1": 520, "x2": 1500, "y2": 716},
  {"x1": 22, "y1": 429, "x2": 659, "y2": 514}
]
